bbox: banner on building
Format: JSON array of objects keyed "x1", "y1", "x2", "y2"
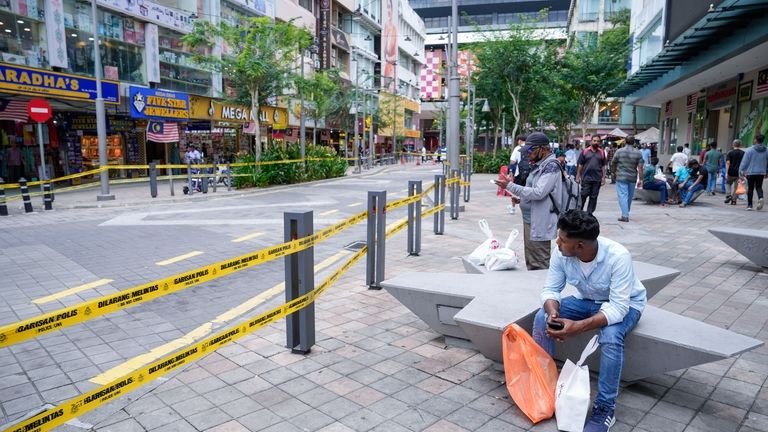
[
  {"x1": 45, "y1": 0, "x2": 68, "y2": 68},
  {"x1": 129, "y1": 86, "x2": 189, "y2": 120},
  {"x1": 685, "y1": 93, "x2": 697, "y2": 113},
  {"x1": 381, "y1": 0, "x2": 398, "y2": 91},
  {"x1": 145, "y1": 24, "x2": 161, "y2": 83},
  {"x1": 0, "y1": 63, "x2": 119, "y2": 103},
  {"x1": 96, "y1": 0, "x2": 196, "y2": 33},
  {"x1": 663, "y1": 100, "x2": 672, "y2": 118},
  {"x1": 318, "y1": 0, "x2": 331, "y2": 69},
  {"x1": 420, "y1": 49, "x2": 443, "y2": 100},
  {"x1": 756, "y1": 68, "x2": 768, "y2": 98}
]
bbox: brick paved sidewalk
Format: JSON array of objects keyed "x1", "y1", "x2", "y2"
[{"x1": 55, "y1": 174, "x2": 768, "y2": 432}]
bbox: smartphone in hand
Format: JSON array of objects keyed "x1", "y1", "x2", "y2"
[{"x1": 547, "y1": 320, "x2": 564, "y2": 330}]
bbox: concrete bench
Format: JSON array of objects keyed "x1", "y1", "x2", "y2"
[
  {"x1": 634, "y1": 188, "x2": 662, "y2": 204},
  {"x1": 709, "y1": 228, "x2": 768, "y2": 268},
  {"x1": 381, "y1": 264, "x2": 763, "y2": 381}
]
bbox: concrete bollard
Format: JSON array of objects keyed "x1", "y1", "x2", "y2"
[
  {"x1": 226, "y1": 163, "x2": 232, "y2": 192},
  {"x1": 149, "y1": 162, "x2": 158, "y2": 198},
  {"x1": 201, "y1": 168, "x2": 208, "y2": 194},
  {"x1": 434, "y1": 175, "x2": 445, "y2": 235},
  {"x1": 0, "y1": 178, "x2": 8, "y2": 216},
  {"x1": 366, "y1": 190, "x2": 387, "y2": 290},
  {"x1": 284, "y1": 211, "x2": 315, "y2": 354},
  {"x1": 407, "y1": 180, "x2": 422, "y2": 256},
  {"x1": 212, "y1": 162, "x2": 217, "y2": 193},
  {"x1": 450, "y1": 170, "x2": 460, "y2": 220},
  {"x1": 19, "y1": 178, "x2": 33, "y2": 213},
  {"x1": 186, "y1": 162, "x2": 194, "y2": 195},
  {"x1": 42, "y1": 183, "x2": 52, "y2": 211}
]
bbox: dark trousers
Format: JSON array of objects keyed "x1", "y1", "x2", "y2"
[
  {"x1": 580, "y1": 180, "x2": 601, "y2": 214},
  {"x1": 8, "y1": 165, "x2": 22, "y2": 183},
  {"x1": 746, "y1": 175, "x2": 765, "y2": 207},
  {"x1": 523, "y1": 223, "x2": 551, "y2": 271}
]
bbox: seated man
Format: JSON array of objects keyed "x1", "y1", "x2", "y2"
[
  {"x1": 679, "y1": 159, "x2": 707, "y2": 208},
  {"x1": 532, "y1": 210, "x2": 646, "y2": 432},
  {"x1": 667, "y1": 163, "x2": 690, "y2": 204},
  {"x1": 642, "y1": 157, "x2": 668, "y2": 206}
]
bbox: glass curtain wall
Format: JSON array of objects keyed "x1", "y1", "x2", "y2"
[{"x1": 0, "y1": 0, "x2": 45, "y2": 67}]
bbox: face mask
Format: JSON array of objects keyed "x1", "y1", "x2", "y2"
[{"x1": 592, "y1": 143, "x2": 599, "y2": 148}]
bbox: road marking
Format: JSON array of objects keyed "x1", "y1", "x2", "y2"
[
  {"x1": 231, "y1": 231, "x2": 265, "y2": 243},
  {"x1": 90, "y1": 250, "x2": 350, "y2": 385},
  {"x1": 31, "y1": 279, "x2": 114, "y2": 304},
  {"x1": 386, "y1": 217, "x2": 407, "y2": 232},
  {"x1": 347, "y1": 202, "x2": 362, "y2": 207},
  {"x1": 389, "y1": 192, "x2": 399, "y2": 197},
  {"x1": 401, "y1": 189, "x2": 410, "y2": 193},
  {"x1": 319, "y1": 209, "x2": 338, "y2": 216},
  {"x1": 156, "y1": 251, "x2": 204, "y2": 266}
]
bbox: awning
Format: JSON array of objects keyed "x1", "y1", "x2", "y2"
[
  {"x1": 635, "y1": 127, "x2": 660, "y2": 143},
  {"x1": 606, "y1": 127, "x2": 628, "y2": 138}
]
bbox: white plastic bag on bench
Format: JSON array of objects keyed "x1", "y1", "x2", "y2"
[
  {"x1": 467, "y1": 219, "x2": 499, "y2": 266},
  {"x1": 555, "y1": 335, "x2": 600, "y2": 432},
  {"x1": 484, "y1": 229, "x2": 520, "y2": 271}
]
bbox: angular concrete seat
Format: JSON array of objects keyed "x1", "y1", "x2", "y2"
[
  {"x1": 634, "y1": 188, "x2": 662, "y2": 203},
  {"x1": 381, "y1": 263, "x2": 763, "y2": 381},
  {"x1": 709, "y1": 227, "x2": 768, "y2": 268}
]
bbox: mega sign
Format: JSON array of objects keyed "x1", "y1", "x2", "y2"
[
  {"x1": 0, "y1": 62, "x2": 119, "y2": 103},
  {"x1": 130, "y1": 86, "x2": 189, "y2": 120}
]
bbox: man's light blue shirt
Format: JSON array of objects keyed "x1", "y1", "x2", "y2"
[{"x1": 541, "y1": 236, "x2": 647, "y2": 325}]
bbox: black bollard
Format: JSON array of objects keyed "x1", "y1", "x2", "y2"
[
  {"x1": 42, "y1": 182, "x2": 52, "y2": 210},
  {"x1": 149, "y1": 162, "x2": 158, "y2": 198},
  {"x1": 19, "y1": 178, "x2": 33, "y2": 213},
  {"x1": 0, "y1": 178, "x2": 8, "y2": 216}
]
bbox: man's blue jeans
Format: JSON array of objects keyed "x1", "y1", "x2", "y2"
[
  {"x1": 706, "y1": 169, "x2": 717, "y2": 193},
  {"x1": 681, "y1": 182, "x2": 704, "y2": 205},
  {"x1": 615, "y1": 181, "x2": 635, "y2": 218},
  {"x1": 643, "y1": 181, "x2": 667, "y2": 203},
  {"x1": 533, "y1": 297, "x2": 642, "y2": 410}
]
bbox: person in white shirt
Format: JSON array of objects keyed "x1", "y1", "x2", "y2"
[
  {"x1": 185, "y1": 146, "x2": 202, "y2": 164},
  {"x1": 668, "y1": 145, "x2": 689, "y2": 172},
  {"x1": 565, "y1": 144, "x2": 578, "y2": 178},
  {"x1": 682, "y1": 143, "x2": 691, "y2": 158},
  {"x1": 506, "y1": 135, "x2": 527, "y2": 214}
]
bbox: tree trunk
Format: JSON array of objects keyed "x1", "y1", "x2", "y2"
[
  {"x1": 493, "y1": 113, "x2": 500, "y2": 154},
  {"x1": 251, "y1": 89, "x2": 261, "y2": 161},
  {"x1": 313, "y1": 120, "x2": 317, "y2": 146}
]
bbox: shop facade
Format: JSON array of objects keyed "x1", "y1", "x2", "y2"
[{"x1": 129, "y1": 85, "x2": 189, "y2": 168}]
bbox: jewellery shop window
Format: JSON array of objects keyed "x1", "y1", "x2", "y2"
[
  {"x1": 158, "y1": 27, "x2": 211, "y2": 96},
  {"x1": 63, "y1": 0, "x2": 146, "y2": 83},
  {"x1": 0, "y1": 0, "x2": 46, "y2": 68}
]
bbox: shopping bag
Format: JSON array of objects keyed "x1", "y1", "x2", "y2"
[
  {"x1": 502, "y1": 324, "x2": 558, "y2": 423},
  {"x1": 735, "y1": 179, "x2": 747, "y2": 196},
  {"x1": 467, "y1": 219, "x2": 500, "y2": 266},
  {"x1": 485, "y1": 230, "x2": 520, "y2": 271},
  {"x1": 555, "y1": 335, "x2": 600, "y2": 432}
]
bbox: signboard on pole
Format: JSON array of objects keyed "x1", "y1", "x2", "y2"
[{"x1": 27, "y1": 99, "x2": 52, "y2": 123}]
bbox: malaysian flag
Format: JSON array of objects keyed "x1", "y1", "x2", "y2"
[
  {"x1": 664, "y1": 100, "x2": 673, "y2": 117},
  {"x1": 147, "y1": 121, "x2": 179, "y2": 143},
  {"x1": 0, "y1": 99, "x2": 30, "y2": 122},
  {"x1": 685, "y1": 93, "x2": 698, "y2": 112},
  {"x1": 756, "y1": 68, "x2": 768, "y2": 97}
]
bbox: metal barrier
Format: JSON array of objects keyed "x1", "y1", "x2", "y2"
[
  {"x1": 407, "y1": 181, "x2": 422, "y2": 256},
  {"x1": 0, "y1": 179, "x2": 7, "y2": 216},
  {"x1": 434, "y1": 175, "x2": 445, "y2": 235},
  {"x1": 450, "y1": 170, "x2": 460, "y2": 220},
  {"x1": 149, "y1": 162, "x2": 158, "y2": 198},
  {"x1": 366, "y1": 191, "x2": 387, "y2": 290},
  {"x1": 284, "y1": 211, "x2": 315, "y2": 354},
  {"x1": 19, "y1": 178, "x2": 33, "y2": 213},
  {"x1": 42, "y1": 183, "x2": 53, "y2": 211}
]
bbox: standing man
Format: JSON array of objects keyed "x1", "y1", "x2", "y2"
[
  {"x1": 683, "y1": 143, "x2": 692, "y2": 159},
  {"x1": 739, "y1": 133, "x2": 768, "y2": 211},
  {"x1": 611, "y1": 136, "x2": 643, "y2": 222},
  {"x1": 565, "y1": 144, "x2": 578, "y2": 178},
  {"x1": 703, "y1": 142, "x2": 722, "y2": 195},
  {"x1": 507, "y1": 134, "x2": 529, "y2": 215},
  {"x1": 5, "y1": 141, "x2": 23, "y2": 182},
  {"x1": 576, "y1": 136, "x2": 606, "y2": 215},
  {"x1": 640, "y1": 143, "x2": 651, "y2": 166},
  {"x1": 725, "y1": 140, "x2": 745, "y2": 205},
  {"x1": 669, "y1": 145, "x2": 688, "y2": 173},
  {"x1": 494, "y1": 132, "x2": 563, "y2": 270},
  {"x1": 533, "y1": 209, "x2": 645, "y2": 432}
]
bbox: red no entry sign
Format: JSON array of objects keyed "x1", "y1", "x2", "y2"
[{"x1": 27, "y1": 98, "x2": 52, "y2": 123}]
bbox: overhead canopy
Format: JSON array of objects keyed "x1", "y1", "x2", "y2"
[
  {"x1": 607, "y1": 127, "x2": 628, "y2": 138},
  {"x1": 635, "y1": 127, "x2": 660, "y2": 143}
]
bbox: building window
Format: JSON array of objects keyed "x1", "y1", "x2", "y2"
[
  {"x1": 575, "y1": 31, "x2": 598, "y2": 49},
  {"x1": 64, "y1": 0, "x2": 145, "y2": 83},
  {"x1": 299, "y1": 0, "x2": 312, "y2": 13},
  {"x1": 637, "y1": 17, "x2": 662, "y2": 68},
  {"x1": 598, "y1": 101, "x2": 621, "y2": 124},
  {"x1": 604, "y1": 0, "x2": 630, "y2": 19},
  {"x1": 578, "y1": 0, "x2": 599, "y2": 22},
  {"x1": 0, "y1": 1, "x2": 46, "y2": 68},
  {"x1": 158, "y1": 27, "x2": 212, "y2": 95}
]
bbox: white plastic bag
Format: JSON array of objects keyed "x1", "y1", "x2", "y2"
[
  {"x1": 555, "y1": 335, "x2": 600, "y2": 432},
  {"x1": 484, "y1": 230, "x2": 520, "y2": 271},
  {"x1": 467, "y1": 220, "x2": 499, "y2": 266}
]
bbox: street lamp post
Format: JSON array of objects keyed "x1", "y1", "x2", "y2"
[
  {"x1": 299, "y1": 44, "x2": 318, "y2": 160},
  {"x1": 447, "y1": 0, "x2": 460, "y2": 170},
  {"x1": 91, "y1": 0, "x2": 113, "y2": 201},
  {"x1": 351, "y1": 54, "x2": 361, "y2": 173}
]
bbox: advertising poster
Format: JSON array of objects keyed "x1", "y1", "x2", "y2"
[{"x1": 382, "y1": 0, "x2": 398, "y2": 92}]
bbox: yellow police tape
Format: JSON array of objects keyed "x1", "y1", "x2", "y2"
[
  {"x1": 0, "y1": 211, "x2": 367, "y2": 349},
  {"x1": 2, "y1": 199, "x2": 443, "y2": 432}
]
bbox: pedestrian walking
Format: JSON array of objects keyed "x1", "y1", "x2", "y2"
[
  {"x1": 494, "y1": 132, "x2": 564, "y2": 270},
  {"x1": 703, "y1": 142, "x2": 721, "y2": 194},
  {"x1": 610, "y1": 136, "x2": 643, "y2": 222},
  {"x1": 683, "y1": 143, "x2": 691, "y2": 159},
  {"x1": 532, "y1": 209, "x2": 646, "y2": 432},
  {"x1": 640, "y1": 143, "x2": 651, "y2": 165},
  {"x1": 668, "y1": 145, "x2": 688, "y2": 173},
  {"x1": 739, "y1": 133, "x2": 768, "y2": 211},
  {"x1": 576, "y1": 136, "x2": 606, "y2": 215},
  {"x1": 725, "y1": 140, "x2": 745, "y2": 205},
  {"x1": 506, "y1": 135, "x2": 529, "y2": 215},
  {"x1": 679, "y1": 160, "x2": 707, "y2": 208},
  {"x1": 565, "y1": 144, "x2": 578, "y2": 178},
  {"x1": 642, "y1": 157, "x2": 668, "y2": 207}
]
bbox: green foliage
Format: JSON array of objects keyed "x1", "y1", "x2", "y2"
[
  {"x1": 232, "y1": 145, "x2": 347, "y2": 188},
  {"x1": 472, "y1": 149, "x2": 512, "y2": 174}
]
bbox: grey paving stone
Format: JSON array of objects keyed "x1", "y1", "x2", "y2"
[
  {"x1": 392, "y1": 407, "x2": 439, "y2": 431},
  {"x1": 269, "y1": 397, "x2": 312, "y2": 419},
  {"x1": 369, "y1": 420, "x2": 413, "y2": 432},
  {"x1": 95, "y1": 418, "x2": 145, "y2": 432},
  {"x1": 219, "y1": 396, "x2": 263, "y2": 418},
  {"x1": 203, "y1": 386, "x2": 247, "y2": 406},
  {"x1": 151, "y1": 419, "x2": 198, "y2": 432},
  {"x1": 649, "y1": 400, "x2": 697, "y2": 424},
  {"x1": 475, "y1": 418, "x2": 525, "y2": 432},
  {"x1": 467, "y1": 394, "x2": 509, "y2": 417},
  {"x1": 709, "y1": 387, "x2": 757, "y2": 410},
  {"x1": 339, "y1": 408, "x2": 386, "y2": 431},
  {"x1": 295, "y1": 386, "x2": 340, "y2": 409},
  {"x1": 368, "y1": 376, "x2": 410, "y2": 395},
  {"x1": 392, "y1": 386, "x2": 434, "y2": 406},
  {"x1": 318, "y1": 397, "x2": 363, "y2": 420},
  {"x1": 288, "y1": 408, "x2": 336, "y2": 431},
  {"x1": 417, "y1": 396, "x2": 463, "y2": 418},
  {"x1": 688, "y1": 400, "x2": 746, "y2": 432},
  {"x1": 636, "y1": 412, "x2": 687, "y2": 432},
  {"x1": 368, "y1": 397, "x2": 410, "y2": 419},
  {"x1": 260, "y1": 367, "x2": 300, "y2": 386},
  {"x1": 135, "y1": 407, "x2": 183, "y2": 430},
  {"x1": 186, "y1": 407, "x2": 232, "y2": 430},
  {"x1": 440, "y1": 385, "x2": 483, "y2": 405},
  {"x1": 237, "y1": 408, "x2": 283, "y2": 430},
  {"x1": 171, "y1": 395, "x2": 215, "y2": 418},
  {"x1": 743, "y1": 412, "x2": 768, "y2": 432},
  {"x1": 189, "y1": 376, "x2": 229, "y2": 395},
  {"x1": 444, "y1": 406, "x2": 492, "y2": 430}
]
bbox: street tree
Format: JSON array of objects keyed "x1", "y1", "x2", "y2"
[
  {"x1": 559, "y1": 9, "x2": 630, "y2": 141},
  {"x1": 184, "y1": 17, "x2": 313, "y2": 160},
  {"x1": 536, "y1": 46, "x2": 581, "y2": 144},
  {"x1": 298, "y1": 68, "x2": 346, "y2": 146}
]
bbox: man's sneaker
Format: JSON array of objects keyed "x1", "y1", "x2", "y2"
[
  {"x1": 724, "y1": 195, "x2": 732, "y2": 204},
  {"x1": 506, "y1": 204, "x2": 516, "y2": 214},
  {"x1": 584, "y1": 405, "x2": 616, "y2": 432},
  {"x1": 758, "y1": 198, "x2": 764, "y2": 210},
  {"x1": 747, "y1": 206, "x2": 754, "y2": 211}
]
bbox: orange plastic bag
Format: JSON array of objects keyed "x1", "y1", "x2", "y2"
[
  {"x1": 502, "y1": 323, "x2": 558, "y2": 423},
  {"x1": 736, "y1": 179, "x2": 746, "y2": 196}
]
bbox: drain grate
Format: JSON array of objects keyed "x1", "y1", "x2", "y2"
[{"x1": 344, "y1": 241, "x2": 367, "y2": 251}]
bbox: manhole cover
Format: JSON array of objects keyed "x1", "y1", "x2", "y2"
[{"x1": 344, "y1": 241, "x2": 367, "y2": 251}]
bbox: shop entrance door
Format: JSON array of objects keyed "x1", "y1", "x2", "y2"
[{"x1": 146, "y1": 141, "x2": 167, "y2": 165}]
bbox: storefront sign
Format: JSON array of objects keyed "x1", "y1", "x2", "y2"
[
  {"x1": 739, "y1": 81, "x2": 753, "y2": 102},
  {"x1": 69, "y1": 115, "x2": 135, "y2": 133},
  {"x1": 189, "y1": 96, "x2": 287, "y2": 127},
  {"x1": 0, "y1": 63, "x2": 119, "y2": 103},
  {"x1": 145, "y1": 24, "x2": 161, "y2": 83},
  {"x1": 45, "y1": 0, "x2": 68, "y2": 68},
  {"x1": 97, "y1": 0, "x2": 196, "y2": 33},
  {"x1": 225, "y1": 0, "x2": 268, "y2": 17},
  {"x1": 318, "y1": 0, "x2": 331, "y2": 69},
  {"x1": 706, "y1": 86, "x2": 736, "y2": 107},
  {"x1": 331, "y1": 27, "x2": 349, "y2": 52},
  {"x1": 130, "y1": 86, "x2": 189, "y2": 120}
]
